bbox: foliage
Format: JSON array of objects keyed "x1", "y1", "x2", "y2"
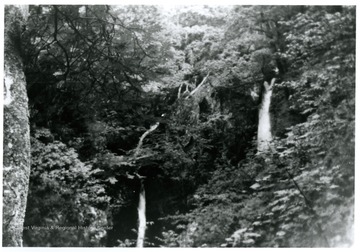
[
  {"x1": 24, "y1": 5, "x2": 168, "y2": 146},
  {"x1": 24, "y1": 128, "x2": 110, "y2": 246},
  {"x1": 15, "y1": 4, "x2": 355, "y2": 247},
  {"x1": 159, "y1": 5, "x2": 354, "y2": 248}
]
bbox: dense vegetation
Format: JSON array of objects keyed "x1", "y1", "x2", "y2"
[{"x1": 14, "y1": 5, "x2": 354, "y2": 247}]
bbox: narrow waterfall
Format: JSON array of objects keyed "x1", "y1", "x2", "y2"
[
  {"x1": 134, "y1": 122, "x2": 160, "y2": 157},
  {"x1": 257, "y1": 78, "x2": 275, "y2": 152},
  {"x1": 136, "y1": 180, "x2": 146, "y2": 248},
  {"x1": 133, "y1": 122, "x2": 159, "y2": 247}
]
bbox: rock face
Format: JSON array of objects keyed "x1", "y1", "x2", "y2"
[{"x1": 3, "y1": 5, "x2": 31, "y2": 247}]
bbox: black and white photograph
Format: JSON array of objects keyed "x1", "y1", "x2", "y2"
[{"x1": 1, "y1": 1, "x2": 356, "y2": 248}]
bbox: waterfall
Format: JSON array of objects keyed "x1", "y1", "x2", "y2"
[
  {"x1": 257, "y1": 78, "x2": 275, "y2": 152},
  {"x1": 134, "y1": 122, "x2": 160, "y2": 157},
  {"x1": 136, "y1": 180, "x2": 146, "y2": 248},
  {"x1": 133, "y1": 122, "x2": 159, "y2": 247}
]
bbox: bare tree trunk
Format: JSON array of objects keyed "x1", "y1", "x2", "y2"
[
  {"x1": 3, "y1": 5, "x2": 30, "y2": 247},
  {"x1": 186, "y1": 72, "x2": 210, "y2": 99}
]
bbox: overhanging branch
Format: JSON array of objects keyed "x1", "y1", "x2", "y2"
[{"x1": 185, "y1": 72, "x2": 211, "y2": 99}]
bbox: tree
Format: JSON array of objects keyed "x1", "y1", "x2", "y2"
[
  {"x1": 159, "y1": 6, "x2": 354, "y2": 247},
  {"x1": 6, "y1": 4, "x2": 354, "y2": 247},
  {"x1": 3, "y1": 5, "x2": 31, "y2": 246}
]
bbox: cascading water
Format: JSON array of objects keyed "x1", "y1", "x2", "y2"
[
  {"x1": 133, "y1": 122, "x2": 159, "y2": 248},
  {"x1": 257, "y1": 78, "x2": 275, "y2": 152},
  {"x1": 136, "y1": 180, "x2": 146, "y2": 248},
  {"x1": 134, "y1": 122, "x2": 160, "y2": 157}
]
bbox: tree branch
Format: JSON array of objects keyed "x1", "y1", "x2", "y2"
[
  {"x1": 177, "y1": 82, "x2": 184, "y2": 99},
  {"x1": 53, "y1": 6, "x2": 70, "y2": 81},
  {"x1": 186, "y1": 72, "x2": 210, "y2": 99}
]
